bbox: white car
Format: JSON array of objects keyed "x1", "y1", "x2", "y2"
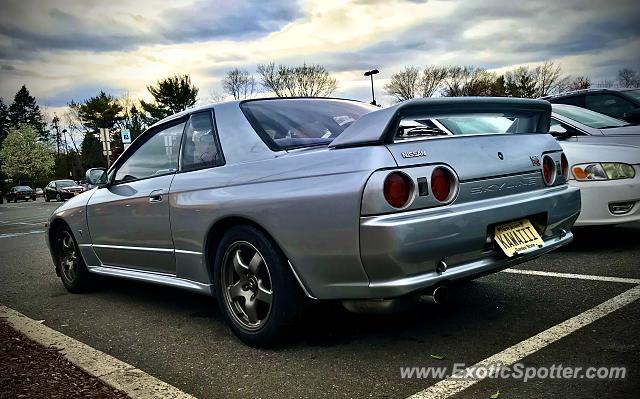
[
  {"x1": 429, "y1": 114, "x2": 640, "y2": 226},
  {"x1": 559, "y1": 142, "x2": 639, "y2": 225}
]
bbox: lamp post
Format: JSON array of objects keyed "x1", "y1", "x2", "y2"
[{"x1": 364, "y1": 69, "x2": 379, "y2": 106}]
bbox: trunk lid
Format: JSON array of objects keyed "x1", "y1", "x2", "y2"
[{"x1": 386, "y1": 133, "x2": 560, "y2": 181}]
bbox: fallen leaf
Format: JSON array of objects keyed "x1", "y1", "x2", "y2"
[
  {"x1": 490, "y1": 390, "x2": 500, "y2": 398},
  {"x1": 430, "y1": 354, "x2": 445, "y2": 360}
]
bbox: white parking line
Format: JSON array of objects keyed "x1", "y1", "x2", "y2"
[
  {"x1": 0, "y1": 305, "x2": 197, "y2": 399},
  {"x1": 407, "y1": 284, "x2": 640, "y2": 399},
  {"x1": 502, "y1": 268, "x2": 640, "y2": 285},
  {"x1": 0, "y1": 230, "x2": 45, "y2": 239}
]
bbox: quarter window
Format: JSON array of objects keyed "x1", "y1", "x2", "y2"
[
  {"x1": 114, "y1": 121, "x2": 185, "y2": 183},
  {"x1": 181, "y1": 112, "x2": 223, "y2": 171},
  {"x1": 585, "y1": 94, "x2": 635, "y2": 119}
]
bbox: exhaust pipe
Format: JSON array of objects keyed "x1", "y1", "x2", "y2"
[{"x1": 418, "y1": 285, "x2": 449, "y2": 305}]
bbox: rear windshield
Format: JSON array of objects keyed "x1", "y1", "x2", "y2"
[
  {"x1": 397, "y1": 115, "x2": 524, "y2": 139},
  {"x1": 241, "y1": 99, "x2": 375, "y2": 150},
  {"x1": 56, "y1": 180, "x2": 76, "y2": 187},
  {"x1": 15, "y1": 186, "x2": 32, "y2": 191}
]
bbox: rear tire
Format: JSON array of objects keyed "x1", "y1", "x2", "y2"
[
  {"x1": 45, "y1": 194, "x2": 50, "y2": 202},
  {"x1": 213, "y1": 225, "x2": 304, "y2": 347},
  {"x1": 55, "y1": 225, "x2": 94, "y2": 293},
  {"x1": 56, "y1": 193, "x2": 62, "y2": 202}
]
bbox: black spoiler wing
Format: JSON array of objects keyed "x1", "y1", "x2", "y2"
[{"x1": 329, "y1": 97, "x2": 552, "y2": 148}]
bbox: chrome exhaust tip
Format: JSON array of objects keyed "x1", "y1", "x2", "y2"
[{"x1": 418, "y1": 286, "x2": 449, "y2": 305}]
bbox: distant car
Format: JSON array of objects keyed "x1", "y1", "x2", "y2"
[
  {"x1": 7, "y1": 186, "x2": 36, "y2": 202},
  {"x1": 35, "y1": 188, "x2": 44, "y2": 197},
  {"x1": 542, "y1": 88, "x2": 640, "y2": 123},
  {"x1": 46, "y1": 97, "x2": 580, "y2": 346},
  {"x1": 548, "y1": 104, "x2": 640, "y2": 147},
  {"x1": 44, "y1": 180, "x2": 85, "y2": 202},
  {"x1": 431, "y1": 114, "x2": 639, "y2": 226}
]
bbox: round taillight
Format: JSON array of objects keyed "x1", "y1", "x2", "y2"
[
  {"x1": 431, "y1": 167, "x2": 455, "y2": 202},
  {"x1": 560, "y1": 153, "x2": 569, "y2": 179},
  {"x1": 383, "y1": 172, "x2": 413, "y2": 208},
  {"x1": 542, "y1": 155, "x2": 556, "y2": 186}
]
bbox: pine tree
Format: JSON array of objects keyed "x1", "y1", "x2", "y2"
[
  {"x1": 0, "y1": 98, "x2": 9, "y2": 146},
  {"x1": 80, "y1": 131, "x2": 106, "y2": 169},
  {"x1": 8, "y1": 85, "x2": 49, "y2": 142},
  {"x1": 140, "y1": 74, "x2": 198, "y2": 124}
]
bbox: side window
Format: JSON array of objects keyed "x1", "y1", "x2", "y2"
[
  {"x1": 115, "y1": 121, "x2": 185, "y2": 183},
  {"x1": 180, "y1": 112, "x2": 223, "y2": 171},
  {"x1": 585, "y1": 94, "x2": 635, "y2": 119},
  {"x1": 555, "y1": 95, "x2": 584, "y2": 107}
]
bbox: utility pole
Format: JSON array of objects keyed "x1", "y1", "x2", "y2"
[
  {"x1": 52, "y1": 115, "x2": 61, "y2": 158},
  {"x1": 364, "y1": 69, "x2": 380, "y2": 106}
]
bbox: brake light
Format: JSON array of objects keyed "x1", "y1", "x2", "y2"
[
  {"x1": 383, "y1": 172, "x2": 413, "y2": 208},
  {"x1": 560, "y1": 153, "x2": 569, "y2": 180},
  {"x1": 431, "y1": 167, "x2": 455, "y2": 202},
  {"x1": 542, "y1": 155, "x2": 556, "y2": 186}
]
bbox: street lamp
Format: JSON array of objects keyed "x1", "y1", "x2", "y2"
[{"x1": 364, "y1": 69, "x2": 379, "y2": 106}]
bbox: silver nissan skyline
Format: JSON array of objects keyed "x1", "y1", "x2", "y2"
[{"x1": 46, "y1": 97, "x2": 581, "y2": 346}]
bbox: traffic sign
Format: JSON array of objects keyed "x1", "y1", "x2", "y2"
[{"x1": 121, "y1": 129, "x2": 131, "y2": 144}]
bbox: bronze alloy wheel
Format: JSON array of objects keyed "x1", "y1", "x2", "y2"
[{"x1": 221, "y1": 241, "x2": 274, "y2": 331}]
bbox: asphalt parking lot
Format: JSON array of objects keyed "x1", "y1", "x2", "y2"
[{"x1": 1, "y1": 199, "x2": 638, "y2": 399}]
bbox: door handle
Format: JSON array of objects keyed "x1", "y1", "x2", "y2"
[{"x1": 149, "y1": 189, "x2": 163, "y2": 203}]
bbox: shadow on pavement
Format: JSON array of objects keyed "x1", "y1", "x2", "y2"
[{"x1": 564, "y1": 222, "x2": 640, "y2": 252}]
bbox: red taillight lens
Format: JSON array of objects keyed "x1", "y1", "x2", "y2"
[
  {"x1": 542, "y1": 155, "x2": 556, "y2": 186},
  {"x1": 431, "y1": 167, "x2": 454, "y2": 202},
  {"x1": 560, "y1": 153, "x2": 568, "y2": 179},
  {"x1": 383, "y1": 172, "x2": 412, "y2": 208}
]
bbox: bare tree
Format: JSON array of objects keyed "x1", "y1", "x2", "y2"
[
  {"x1": 616, "y1": 68, "x2": 640, "y2": 88},
  {"x1": 442, "y1": 66, "x2": 499, "y2": 97},
  {"x1": 223, "y1": 68, "x2": 257, "y2": 100},
  {"x1": 384, "y1": 66, "x2": 420, "y2": 101},
  {"x1": 566, "y1": 76, "x2": 591, "y2": 91},
  {"x1": 257, "y1": 63, "x2": 338, "y2": 97},
  {"x1": 420, "y1": 65, "x2": 448, "y2": 97},
  {"x1": 534, "y1": 61, "x2": 564, "y2": 96}
]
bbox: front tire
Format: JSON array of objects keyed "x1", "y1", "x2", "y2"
[
  {"x1": 213, "y1": 225, "x2": 303, "y2": 347},
  {"x1": 55, "y1": 225, "x2": 93, "y2": 293},
  {"x1": 45, "y1": 194, "x2": 50, "y2": 202}
]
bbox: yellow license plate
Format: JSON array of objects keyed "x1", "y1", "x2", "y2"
[{"x1": 494, "y1": 219, "x2": 544, "y2": 257}]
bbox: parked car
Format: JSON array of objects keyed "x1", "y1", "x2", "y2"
[
  {"x1": 7, "y1": 186, "x2": 36, "y2": 202},
  {"x1": 46, "y1": 97, "x2": 580, "y2": 346},
  {"x1": 44, "y1": 180, "x2": 85, "y2": 202},
  {"x1": 35, "y1": 188, "x2": 44, "y2": 197},
  {"x1": 542, "y1": 88, "x2": 640, "y2": 123},
  {"x1": 430, "y1": 112, "x2": 639, "y2": 226},
  {"x1": 548, "y1": 104, "x2": 640, "y2": 146},
  {"x1": 558, "y1": 141, "x2": 639, "y2": 226}
]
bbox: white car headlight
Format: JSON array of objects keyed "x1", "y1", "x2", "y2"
[{"x1": 571, "y1": 163, "x2": 635, "y2": 181}]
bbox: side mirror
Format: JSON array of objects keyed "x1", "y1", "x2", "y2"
[
  {"x1": 549, "y1": 124, "x2": 572, "y2": 138},
  {"x1": 624, "y1": 108, "x2": 640, "y2": 123},
  {"x1": 85, "y1": 168, "x2": 108, "y2": 187}
]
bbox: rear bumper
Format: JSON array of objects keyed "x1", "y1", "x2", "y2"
[
  {"x1": 358, "y1": 185, "x2": 580, "y2": 298},
  {"x1": 571, "y1": 178, "x2": 640, "y2": 226}
]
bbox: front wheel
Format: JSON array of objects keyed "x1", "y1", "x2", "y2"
[
  {"x1": 214, "y1": 225, "x2": 304, "y2": 347},
  {"x1": 45, "y1": 194, "x2": 50, "y2": 202},
  {"x1": 55, "y1": 226, "x2": 94, "y2": 293}
]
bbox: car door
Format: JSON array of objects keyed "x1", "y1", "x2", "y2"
[{"x1": 86, "y1": 119, "x2": 186, "y2": 274}]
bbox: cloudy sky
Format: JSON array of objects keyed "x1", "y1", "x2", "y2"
[{"x1": 1, "y1": 0, "x2": 639, "y2": 112}]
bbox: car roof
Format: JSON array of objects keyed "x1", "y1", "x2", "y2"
[
  {"x1": 148, "y1": 97, "x2": 369, "y2": 129},
  {"x1": 541, "y1": 87, "x2": 639, "y2": 100}
]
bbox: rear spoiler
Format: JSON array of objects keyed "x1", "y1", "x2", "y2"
[{"x1": 329, "y1": 97, "x2": 551, "y2": 148}]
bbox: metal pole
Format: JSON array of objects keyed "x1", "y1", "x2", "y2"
[{"x1": 370, "y1": 75, "x2": 376, "y2": 105}]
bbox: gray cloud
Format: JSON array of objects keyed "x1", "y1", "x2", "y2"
[{"x1": 0, "y1": 0, "x2": 303, "y2": 57}]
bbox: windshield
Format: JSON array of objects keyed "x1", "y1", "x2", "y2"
[
  {"x1": 623, "y1": 89, "x2": 640, "y2": 101},
  {"x1": 241, "y1": 99, "x2": 376, "y2": 150},
  {"x1": 553, "y1": 105, "x2": 629, "y2": 129},
  {"x1": 15, "y1": 186, "x2": 32, "y2": 191},
  {"x1": 56, "y1": 180, "x2": 76, "y2": 188}
]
